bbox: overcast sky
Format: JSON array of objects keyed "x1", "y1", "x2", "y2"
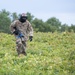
[{"x1": 0, "y1": 0, "x2": 75, "y2": 25}]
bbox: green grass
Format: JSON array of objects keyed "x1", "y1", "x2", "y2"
[{"x1": 0, "y1": 32, "x2": 75, "y2": 75}]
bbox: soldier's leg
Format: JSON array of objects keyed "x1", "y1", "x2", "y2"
[
  {"x1": 16, "y1": 38, "x2": 23, "y2": 56},
  {"x1": 21, "y1": 37, "x2": 27, "y2": 55},
  {"x1": 22, "y1": 41, "x2": 27, "y2": 55}
]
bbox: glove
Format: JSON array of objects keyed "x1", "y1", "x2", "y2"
[
  {"x1": 13, "y1": 30, "x2": 19, "y2": 35},
  {"x1": 29, "y1": 36, "x2": 33, "y2": 41}
]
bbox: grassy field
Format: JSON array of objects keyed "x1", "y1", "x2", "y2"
[{"x1": 0, "y1": 32, "x2": 75, "y2": 75}]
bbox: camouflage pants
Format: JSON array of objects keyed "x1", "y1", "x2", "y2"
[{"x1": 16, "y1": 37, "x2": 27, "y2": 56}]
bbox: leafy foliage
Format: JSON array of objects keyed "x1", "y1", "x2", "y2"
[
  {"x1": 0, "y1": 32, "x2": 75, "y2": 75},
  {"x1": 0, "y1": 10, "x2": 11, "y2": 33},
  {"x1": 0, "y1": 9, "x2": 75, "y2": 33}
]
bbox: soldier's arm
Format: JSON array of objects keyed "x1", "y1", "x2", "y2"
[
  {"x1": 10, "y1": 21, "x2": 16, "y2": 34},
  {"x1": 27, "y1": 21, "x2": 33, "y2": 36},
  {"x1": 27, "y1": 21, "x2": 33, "y2": 41}
]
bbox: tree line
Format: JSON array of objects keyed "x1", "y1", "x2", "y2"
[{"x1": 0, "y1": 9, "x2": 75, "y2": 33}]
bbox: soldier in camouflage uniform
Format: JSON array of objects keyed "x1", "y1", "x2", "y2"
[{"x1": 10, "y1": 13, "x2": 33, "y2": 56}]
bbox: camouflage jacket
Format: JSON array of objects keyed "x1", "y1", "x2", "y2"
[{"x1": 10, "y1": 20, "x2": 33, "y2": 40}]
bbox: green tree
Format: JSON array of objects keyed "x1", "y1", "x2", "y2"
[
  {"x1": 32, "y1": 18, "x2": 45, "y2": 32},
  {"x1": 1, "y1": 9, "x2": 10, "y2": 16},
  {"x1": 26, "y1": 12, "x2": 34, "y2": 22},
  {"x1": 11, "y1": 12, "x2": 18, "y2": 21},
  {"x1": 46, "y1": 17, "x2": 61, "y2": 32},
  {"x1": 68, "y1": 24, "x2": 75, "y2": 32},
  {"x1": 0, "y1": 9, "x2": 11, "y2": 33},
  {"x1": 61, "y1": 24, "x2": 69, "y2": 32}
]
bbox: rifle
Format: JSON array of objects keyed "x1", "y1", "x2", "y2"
[{"x1": 13, "y1": 27, "x2": 24, "y2": 38}]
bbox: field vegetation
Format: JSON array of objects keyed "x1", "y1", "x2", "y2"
[{"x1": 0, "y1": 32, "x2": 75, "y2": 75}]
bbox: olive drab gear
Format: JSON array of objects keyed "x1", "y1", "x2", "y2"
[{"x1": 10, "y1": 19, "x2": 33, "y2": 56}]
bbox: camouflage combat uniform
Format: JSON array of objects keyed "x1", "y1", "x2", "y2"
[{"x1": 10, "y1": 20, "x2": 33, "y2": 55}]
